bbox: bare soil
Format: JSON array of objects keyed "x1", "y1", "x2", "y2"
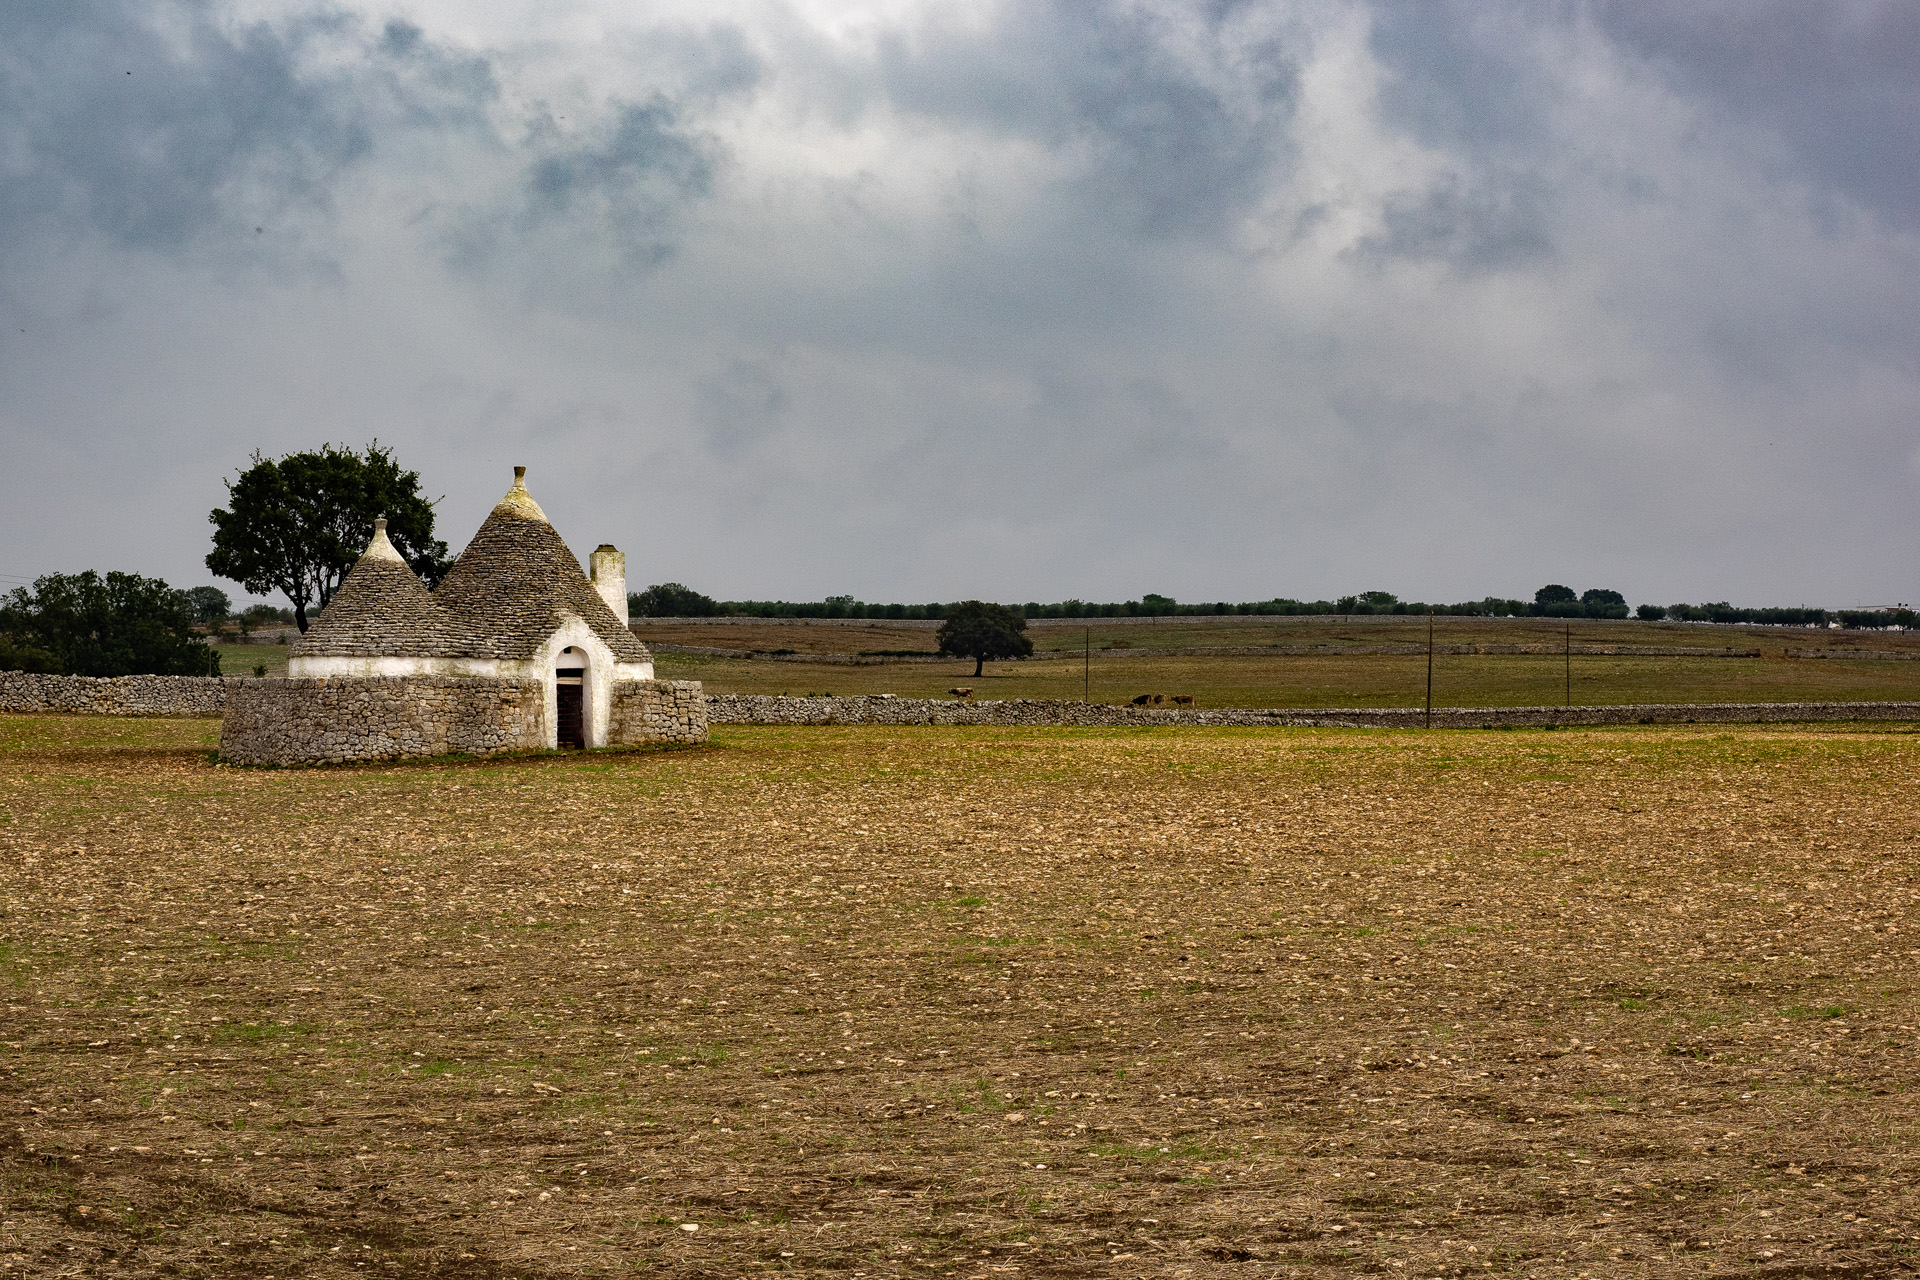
[{"x1": 2, "y1": 713, "x2": 1918, "y2": 1278}]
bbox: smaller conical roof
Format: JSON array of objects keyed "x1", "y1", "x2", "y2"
[{"x1": 292, "y1": 519, "x2": 474, "y2": 657}]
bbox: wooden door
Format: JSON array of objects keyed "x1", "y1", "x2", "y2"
[{"x1": 556, "y1": 683, "x2": 584, "y2": 748}]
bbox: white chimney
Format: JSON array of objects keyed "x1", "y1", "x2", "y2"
[{"x1": 589, "y1": 545, "x2": 628, "y2": 625}]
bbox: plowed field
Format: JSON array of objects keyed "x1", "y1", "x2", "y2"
[{"x1": 2, "y1": 714, "x2": 1917, "y2": 1277}]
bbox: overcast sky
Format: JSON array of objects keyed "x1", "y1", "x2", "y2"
[{"x1": 2, "y1": 0, "x2": 1916, "y2": 609}]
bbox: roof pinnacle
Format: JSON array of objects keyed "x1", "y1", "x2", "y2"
[
  {"x1": 497, "y1": 464, "x2": 547, "y2": 521},
  {"x1": 362, "y1": 516, "x2": 406, "y2": 564}
]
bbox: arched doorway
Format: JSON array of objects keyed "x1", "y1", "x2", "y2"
[{"x1": 555, "y1": 647, "x2": 586, "y2": 748}]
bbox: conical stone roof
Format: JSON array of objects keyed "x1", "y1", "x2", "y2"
[
  {"x1": 432, "y1": 469, "x2": 652, "y2": 663},
  {"x1": 291, "y1": 519, "x2": 472, "y2": 657}
]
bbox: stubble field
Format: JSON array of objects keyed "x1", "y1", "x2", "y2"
[{"x1": 2, "y1": 713, "x2": 1917, "y2": 1278}]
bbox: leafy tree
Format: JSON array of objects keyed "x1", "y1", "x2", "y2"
[
  {"x1": 0, "y1": 572, "x2": 220, "y2": 675},
  {"x1": 184, "y1": 586, "x2": 231, "y2": 626},
  {"x1": 1635, "y1": 603, "x2": 1667, "y2": 620},
  {"x1": 630, "y1": 582, "x2": 720, "y2": 617},
  {"x1": 1581, "y1": 587, "x2": 1628, "y2": 619},
  {"x1": 206, "y1": 442, "x2": 450, "y2": 632},
  {"x1": 1532, "y1": 584, "x2": 1581, "y2": 617},
  {"x1": 936, "y1": 600, "x2": 1033, "y2": 676}
]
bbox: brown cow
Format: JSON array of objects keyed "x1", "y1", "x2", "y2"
[
  {"x1": 1171, "y1": 694, "x2": 1194, "y2": 707},
  {"x1": 1130, "y1": 693, "x2": 1153, "y2": 706},
  {"x1": 949, "y1": 687, "x2": 974, "y2": 699}
]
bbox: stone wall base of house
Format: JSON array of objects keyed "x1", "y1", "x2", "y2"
[
  {"x1": 610, "y1": 679, "x2": 708, "y2": 744},
  {"x1": 218, "y1": 675, "x2": 708, "y2": 765},
  {"x1": 220, "y1": 676, "x2": 545, "y2": 765}
]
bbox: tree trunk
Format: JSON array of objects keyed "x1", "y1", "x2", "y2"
[
  {"x1": 973, "y1": 654, "x2": 984, "y2": 677},
  {"x1": 294, "y1": 602, "x2": 309, "y2": 633}
]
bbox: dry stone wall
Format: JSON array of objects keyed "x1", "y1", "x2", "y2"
[
  {"x1": 0, "y1": 671, "x2": 235, "y2": 717},
  {"x1": 220, "y1": 677, "x2": 544, "y2": 765},
  {"x1": 609, "y1": 679, "x2": 708, "y2": 745},
  {"x1": 705, "y1": 694, "x2": 1920, "y2": 729},
  {"x1": 7, "y1": 670, "x2": 1917, "y2": 740}
]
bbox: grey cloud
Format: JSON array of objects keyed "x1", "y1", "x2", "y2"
[
  {"x1": 1361, "y1": 1, "x2": 1565, "y2": 270},
  {"x1": 0, "y1": 1, "x2": 721, "y2": 277},
  {"x1": 633, "y1": 24, "x2": 766, "y2": 101},
  {"x1": 526, "y1": 97, "x2": 716, "y2": 252},
  {"x1": 370, "y1": 20, "x2": 500, "y2": 131},
  {"x1": 1367, "y1": 0, "x2": 1558, "y2": 155},
  {"x1": 1589, "y1": 0, "x2": 1920, "y2": 229},
  {"x1": 876, "y1": 0, "x2": 1301, "y2": 238},
  {"x1": 0, "y1": 1, "x2": 372, "y2": 253},
  {"x1": 3, "y1": 1, "x2": 1918, "y2": 611},
  {"x1": 696, "y1": 359, "x2": 788, "y2": 458},
  {"x1": 1354, "y1": 169, "x2": 1556, "y2": 272}
]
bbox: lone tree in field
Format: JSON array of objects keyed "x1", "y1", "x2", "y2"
[
  {"x1": 206, "y1": 443, "x2": 450, "y2": 632},
  {"x1": 0, "y1": 572, "x2": 219, "y2": 675},
  {"x1": 937, "y1": 600, "x2": 1033, "y2": 677}
]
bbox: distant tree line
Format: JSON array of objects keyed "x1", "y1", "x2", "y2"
[
  {"x1": 1636, "y1": 602, "x2": 1841, "y2": 626},
  {"x1": 631, "y1": 582, "x2": 1895, "y2": 628},
  {"x1": 183, "y1": 586, "x2": 297, "y2": 634}
]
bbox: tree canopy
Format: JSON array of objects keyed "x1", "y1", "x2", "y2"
[
  {"x1": 631, "y1": 582, "x2": 720, "y2": 617},
  {"x1": 184, "y1": 586, "x2": 231, "y2": 626},
  {"x1": 936, "y1": 600, "x2": 1033, "y2": 677},
  {"x1": 206, "y1": 443, "x2": 450, "y2": 632},
  {"x1": 1580, "y1": 587, "x2": 1628, "y2": 618},
  {"x1": 0, "y1": 571, "x2": 220, "y2": 676}
]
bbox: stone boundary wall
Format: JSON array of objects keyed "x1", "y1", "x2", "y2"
[
  {"x1": 1785, "y1": 648, "x2": 1920, "y2": 661},
  {"x1": 609, "y1": 680, "x2": 709, "y2": 745},
  {"x1": 220, "y1": 677, "x2": 545, "y2": 765},
  {"x1": 706, "y1": 694, "x2": 1920, "y2": 729},
  {"x1": 5, "y1": 671, "x2": 1915, "y2": 734},
  {"x1": 0, "y1": 671, "x2": 237, "y2": 717}
]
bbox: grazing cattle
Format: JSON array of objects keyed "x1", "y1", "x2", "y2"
[
  {"x1": 1151, "y1": 694, "x2": 1165, "y2": 705},
  {"x1": 1130, "y1": 693, "x2": 1153, "y2": 706},
  {"x1": 949, "y1": 687, "x2": 974, "y2": 699},
  {"x1": 1171, "y1": 695, "x2": 1194, "y2": 707}
]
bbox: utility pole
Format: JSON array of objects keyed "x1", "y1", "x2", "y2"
[
  {"x1": 1564, "y1": 620, "x2": 1572, "y2": 707},
  {"x1": 1084, "y1": 626, "x2": 1090, "y2": 704},
  {"x1": 1426, "y1": 610, "x2": 1434, "y2": 729}
]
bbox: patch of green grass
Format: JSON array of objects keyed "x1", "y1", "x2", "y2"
[{"x1": 1783, "y1": 1004, "x2": 1851, "y2": 1020}]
